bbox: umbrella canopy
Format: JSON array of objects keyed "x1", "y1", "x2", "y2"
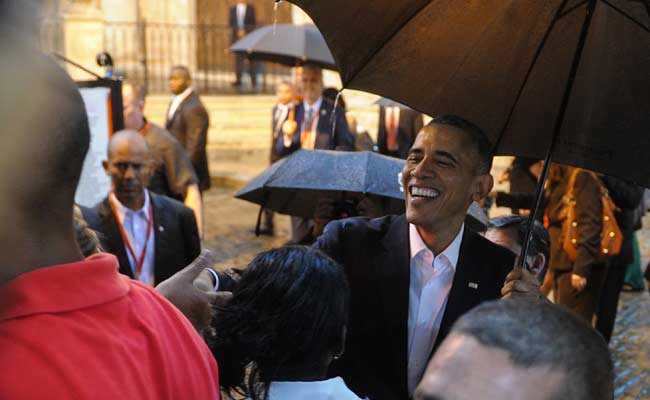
[
  {"x1": 235, "y1": 149, "x2": 488, "y2": 228},
  {"x1": 288, "y1": 0, "x2": 650, "y2": 187},
  {"x1": 230, "y1": 23, "x2": 337, "y2": 70}
]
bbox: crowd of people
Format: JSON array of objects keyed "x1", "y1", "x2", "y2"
[{"x1": 3, "y1": 2, "x2": 646, "y2": 399}]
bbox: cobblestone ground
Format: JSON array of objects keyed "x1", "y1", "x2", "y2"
[{"x1": 202, "y1": 187, "x2": 650, "y2": 397}]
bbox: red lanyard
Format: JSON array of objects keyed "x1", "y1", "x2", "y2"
[
  {"x1": 139, "y1": 121, "x2": 152, "y2": 135},
  {"x1": 109, "y1": 197, "x2": 154, "y2": 278}
]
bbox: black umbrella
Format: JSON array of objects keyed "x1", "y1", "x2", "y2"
[
  {"x1": 229, "y1": 23, "x2": 336, "y2": 70},
  {"x1": 287, "y1": 0, "x2": 650, "y2": 262},
  {"x1": 374, "y1": 98, "x2": 417, "y2": 110},
  {"x1": 235, "y1": 149, "x2": 488, "y2": 229}
]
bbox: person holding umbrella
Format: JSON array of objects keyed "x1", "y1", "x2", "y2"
[
  {"x1": 275, "y1": 65, "x2": 355, "y2": 243},
  {"x1": 311, "y1": 115, "x2": 540, "y2": 399}
]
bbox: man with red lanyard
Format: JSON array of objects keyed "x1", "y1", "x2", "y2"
[
  {"x1": 122, "y1": 80, "x2": 203, "y2": 235},
  {"x1": 275, "y1": 65, "x2": 356, "y2": 243},
  {"x1": 83, "y1": 130, "x2": 201, "y2": 285}
]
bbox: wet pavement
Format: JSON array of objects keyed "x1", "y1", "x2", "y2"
[{"x1": 202, "y1": 187, "x2": 650, "y2": 398}]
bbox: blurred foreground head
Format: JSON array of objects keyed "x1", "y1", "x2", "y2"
[
  {"x1": 0, "y1": 9, "x2": 89, "y2": 283},
  {"x1": 210, "y1": 246, "x2": 349, "y2": 400},
  {"x1": 415, "y1": 299, "x2": 613, "y2": 400}
]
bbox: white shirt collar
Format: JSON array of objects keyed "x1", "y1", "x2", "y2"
[
  {"x1": 173, "y1": 86, "x2": 193, "y2": 103},
  {"x1": 409, "y1": 223, "x2": 464, "y2": 270},
  {"x1": 303, "y1": 96, "x2": 323, "y2": 113},
  {"x1": 109, "y1": 190, "x2": 151, "y2": 221}
]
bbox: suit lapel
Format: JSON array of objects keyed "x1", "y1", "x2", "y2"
[
  {"x1": 166, "y1": 92, "x2": 193, "y2": 128},
  {"x1": 98, "y1": 198, "x2": 133, "y2": 279},
  {"x1": 375, "y1": 215, "x2": 410, "y2": 386},
  {"x1": 434, "y1": 229, "x2": 484, "y2": 350},
  {"x1": 150, "y1": 193, "x2": 169, "y2": 284}
]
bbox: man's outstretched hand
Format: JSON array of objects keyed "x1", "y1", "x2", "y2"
[
  {"x1": 501, "y1": 257, "x2": 545, "y2": 300},
  {"x1": 156, "y1": 250, "x2": 232, "y2": 334}
]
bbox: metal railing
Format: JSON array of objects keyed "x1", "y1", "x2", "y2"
[{"x1": 41, "y1": 19, "x2": 292, "y2": 95}]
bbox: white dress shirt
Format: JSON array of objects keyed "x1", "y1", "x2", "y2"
[
  {"x1": 236, "y1": 3, "x2": 247, "y2": 29},
  {"x1": 267, "y1": 377, "x2": 362, "y2": 400},
  {"x1": 407, "y1": 223, "x2": 464, "y2": 395},
  {"x1": 109, "y1": 191, "x2": 156, "y2": 286},
  {"x1": 284, "y1": 96, "x2": 323, "y2": 149},
  {"x1": 167, "y1": 87, "x2": 193, "y2": 122}
]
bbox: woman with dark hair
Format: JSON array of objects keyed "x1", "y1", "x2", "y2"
[{"x1": 209, "y1": 246, "x2": 361, "y2": 400}]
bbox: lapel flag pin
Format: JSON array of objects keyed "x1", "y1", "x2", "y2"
[{"x1": 468, "y1": 282, "x2": 478, "y2": 289}]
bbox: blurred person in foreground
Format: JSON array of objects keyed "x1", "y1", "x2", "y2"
[
  {"x1": 0, "y1": 18, "x2": 220, "y2": 398},
  {"x1": 166, "y1": 65, "x2": 211, "y2": 193},
  {"x1": 82, "y1": 130, "x2": 201, "y2": 286},
  {"x1": 485, "y1": 214, "x2": 550, "y2": 283},
  {"x1": 122, "y1": 80, "x2": 203, "y2": 233},
  {"x1": 415, "y1": 299, "x2": 613, "y2": 400},
  {"x1": 210, "y1": 246, "x2": 362, "y2": 399}
]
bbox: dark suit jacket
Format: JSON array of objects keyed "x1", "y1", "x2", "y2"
[
  {"x1": 229, "y1": 4, "x2": 256, "y2": 41},
  {"x1": 166, "y1": 91, "x2": 211, "y2": 191},
  {"x1": 313, "y1": 215, "x2": 514, "y2": 400},
  {"x1": 275, "y1": 99, "x2": 355, "y2": 157},
  {"x1": 82, "y1": 192, "x2": 201, "y2": 285},
  {"x1": 143, "y1": 121, "x2": 198, "y2": 201},
  {"x1": 377, "y1": 106, "x2": 423, "y2": 159}
]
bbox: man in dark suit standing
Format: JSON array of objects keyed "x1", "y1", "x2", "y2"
[
  {"x1": 377, "y1": 104, "x2": 424, "y2": 159},
  {"x1": 229, "y1": 0, "x2": 257, "y2": 87},
  {"x1": 83, "y1": 130, "x2": 201, "y2": 286},
  {"x1": 166, "y1": 65, "x2": 211, "y2": 192},
  {"x1": 275, "y1": 65, "x2": 355, "y2": 243},
  {"x1": 312, "y1": 115, "x2": 539, "y2": 399}
]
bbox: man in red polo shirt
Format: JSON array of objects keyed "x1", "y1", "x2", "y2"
[{"x1": 0, "y1": 11, "x2": 220, "y2": 399}]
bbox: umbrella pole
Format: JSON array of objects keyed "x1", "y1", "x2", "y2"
[{"x1": 519, "y1": 0, "x2": 597, "y2": 268}]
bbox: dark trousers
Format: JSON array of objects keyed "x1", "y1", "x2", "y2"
[
  {"x1": 261, "y1": 208, "x2": 274, "y2": 231},
  {"x1": 553, "y1": 264, "x2": 608, "y2": 323},
  {"x1": 234, "y1": 54, "x2": 258, "y2": 86},
  {"x1": 596, "y1": 258, "x2": 627, "y2": 342}
]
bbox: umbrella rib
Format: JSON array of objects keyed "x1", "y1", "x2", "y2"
[
  {"x1": 493, "y1": 0, "x2": 572, "y2": 152},
  {"x1": 600, "y1": 0, "x2": 650, "y2": 33},
  {"x1": 558, "y1": 0, "x2": 589, "y2": 18},
  {"x1": 339, "y1": 0, "x2": 433, "y2": 87}
]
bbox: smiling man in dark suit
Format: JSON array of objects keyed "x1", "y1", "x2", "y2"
[
  {"x1": 313, "y1": 115, "x2": 537, "y2": 399},
  {"x1": 83, "y1": 130, "x2": 201, "y2": 286}
]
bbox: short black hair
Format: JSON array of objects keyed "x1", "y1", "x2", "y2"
[
  {"x1": 430, "y1": 114, "x2": 493, "y2": 174},
  {"x1": 451, "y1": 299, "x2": 613, "y2": 400},
  {"x1": 488, "y1": 214, "x2": 550, "y2": 270},
  {"x1": 209, "y1": 246, "x2": 350, "y2": 400},
  {"x1": 170, "y1": 64, "x2": 191, "y2": 79}
]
